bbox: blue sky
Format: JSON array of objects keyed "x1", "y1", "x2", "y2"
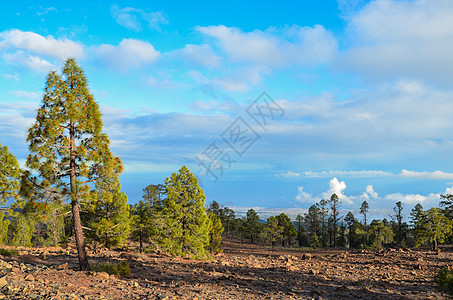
[{"x1": 2, "y1": 0, "x2": 453, "y2": 220}]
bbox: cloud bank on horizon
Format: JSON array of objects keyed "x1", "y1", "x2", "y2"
[{"x1": 1, "y1": 0, "x2": 453, "y2": 217}]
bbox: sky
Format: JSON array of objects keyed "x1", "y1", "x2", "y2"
[{"x1": 1, "y1": 0, "x2": 453, "y2": 221}]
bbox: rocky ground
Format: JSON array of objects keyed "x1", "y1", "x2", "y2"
[{"x1": 0, "y1": 239, "x2": 452, "y2": 299}]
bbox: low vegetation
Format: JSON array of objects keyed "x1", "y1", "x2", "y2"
[
  {"x1": 435, "y1": 267, "x2": 453, "y2": 295},
  {"x1": 91, "y1": 260, "x2": 131, "y2": 277}
]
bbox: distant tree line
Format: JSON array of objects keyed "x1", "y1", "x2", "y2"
[{"x1": 209, "y1": 193, "x2": 453, "y2": 251}]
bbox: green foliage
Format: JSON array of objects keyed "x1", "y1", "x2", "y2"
[
  {"x1": 22, "y1": 199, "x2": 67, "y2": 246},
  {"x1": 309, "y1": 232, "x2": 321, "y2": 248},
  {"x1": 261, "y1": 216, "x2": 283, "y2": 248},
  {"x1": 242, "y1": 209, "x2": 261, "y2": 243},
  {"x1": 0, "y1": 142, "x2": 21, "y2": 204},
  {"x1": 131, "y1": 200, "x2": 160, "y2": 253},
  {"x1": 24, "y1": 59, "x2": 127, "y2": 269},
  {"x1": 0, "y1": 211, "x2": 10, "y2": 245},
  {"x1": 82, "y1": 176, "x2": 130, "y2": 248},
  {"x1": 92, "y1": 260, "x2": 130, "y2": 276},
  {"x1": 207, "y1": 211, "x2": 224, "y2": 253},
  {"x1": 158, "y1": 166, "x2": 211, "y2": 257},
  {"x1": 328, "y1": 193, "x2": 341, "y2": 247},
  {"x1": 208, "y1": 200, "x2": 235, "y2": 235},
  {"x1": 276, "y1": 213, "x2": 297, "y2": 247},
  {"x1": 10, "y1": 214, "x2": 35, "y2": 247},
  {"x1": 415, "y1": 207, "x2": 452, "y2": 250},
  {"x1": 393, "y1": 201, "x2": 405, "y2": 246},
  {"x1": 368, "y1": 219, "x2": 394, "y2": 249},
  {"x1": 0, "y1": 248, "x2": 18, "y2": 256},
  {"x1": 435, "y1": 267, "x2": 453, "y2": 295}
]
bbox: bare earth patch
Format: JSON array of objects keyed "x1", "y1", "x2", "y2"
[{"x1": 0, "y1": 240, "x2": 452, "y2": 299}]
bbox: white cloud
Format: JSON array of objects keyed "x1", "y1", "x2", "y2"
[
  {"x1": 172, "y1": 44, "x2": 221, "y2": 68},
  {"x1": 9, "y1": 90, "x2": 41, "y2": 100},
  {"x1": 93, "y1": 39, "x2": 159, "y2": 72},
  {"x1": 384, "y1": 192, "x2": 440, "y2": 205},
  {"x1": 0, "y1": 29, "x2": 84, "y2": 61},
  {"x1": 341, "y1": 0, "x2": 453, "y2": 82},
  {"x1": 303, "y1": 170, "x2": 391, "y2": 177},
  {"x1": 197, "y1": 24, "x2": 337, "y2": 67},
  {"x1": 281, "y1": 171, "x2": 302, "y2": 178},
  {"x1": 322, "y1": 177, "x2": 354, "y2": 205},
  {"x1": 0, "y1": 101, "x2": 39, "y2": 139},
  {"x1": 111, "y1": 5, "x2": 168, "y2": 32},
  {"x1": 295, "y1": 186, "x2": 318, "y2": 203},
  {"x1": 365, "y1": 185, "x2": 378, "y2": 199},
  {"x1": 398, "y1": 169, "x2": 453, "y2": 180},
  {"x1": 3, "y1": 51, "x2": 55, "y2": 73},
  {"x1": 123, "y1": 161, "x2": 181, "y2": 173}
]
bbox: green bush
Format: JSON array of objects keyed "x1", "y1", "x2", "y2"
[
  {"x1": 435, "y1": 267, "x2": 453, "y2": 295},
  {"x1": 0, "y1": 248, "x2": 18, "y2": 256},
  {"x1": 92, "y1": 260, "x2": 131, "y2": 277}
]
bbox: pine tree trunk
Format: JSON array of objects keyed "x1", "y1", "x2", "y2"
[{"x1": 70, "y1": 122, "x2": 90, "y2": 271}]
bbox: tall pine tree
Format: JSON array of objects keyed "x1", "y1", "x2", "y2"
[
  {"x1": 25, "y1": 58, "x2": 125, "y2": 270},
  {"x1": 160, "y1": 166, "x2": 211, "y2": 257}
]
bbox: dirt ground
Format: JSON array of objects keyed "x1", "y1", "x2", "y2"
[{"x1": 0, "y1": 239, "x2": 452, "y2": 299}]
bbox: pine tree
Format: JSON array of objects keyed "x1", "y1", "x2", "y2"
[
  {"x1": 243, "y1": 209, "x2": 261, "y2": 243},
  {"x1": 131, "y1": 200, "x2": 154, "y2": 253},
  {"x1": 304, "y1": 204, "x2": 321, "y2": 244},
  {"x1": 328, "y1": 194, "x2": 341, "y2": 247},
  {"x1": 161, "y1": 166, "x2": 211, "y2": 257},
  {"x1": 24, "y1": 59, "x2": 124, "y2": 270},
  {"x1": 0, "y1": 141, "x2": 21, "y2": 204},
  {"x1": 10, "y1": 214, "x2": 35, "y2": 247},
  {"x1": 416, "y1": 207, "x2": 452, "y2": 251},
  {"x1": 295, "y1": 214, "x2": 308, "y2": 247},
  {"x1": 317, "y1": 199, "x2": 329, "y2": 247},
  {"x1": 360, "y1": 201, "x2": 369, "y2": 244},
  {"x1": 0, "y1": 211, "x2": 10, "y2": 245},
  {"x1": 207, "y1": 211, "x2": 224, "y2": 253},
  {"x1": 276, "y1": 213, "x2": 297, "y2": 247},
  {"x1": 393, "y1": 201, "x2": 404, "y2": 246},
  {"x1": 81, "y1": 174, "x2": 130, "y2": 249},
  {"x1": 221, "y1": 206, "x2": 235, "y2": 235},
  {"x1": 262, "y1": 216, "x2": 283, "y2": 249},
  {"x1": 410, "y1": 203, "x2": 424, "y2": 246},
  {"x1": 440, "y1": 194, "x2": 453, "y2": 220},
  {"x1": 368, "y1": 219, "x2": 394, "y2": 249}
]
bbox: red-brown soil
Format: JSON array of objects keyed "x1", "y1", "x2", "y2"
[{"x1": 0, "y1": 239, "x2": 452, "y2": 299}]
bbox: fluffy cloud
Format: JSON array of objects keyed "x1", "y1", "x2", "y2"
[
  {"x1": 197, "y1": 25, "x2": 337, "y2": 67},
  {"x1": 171, "y1": 44, "x2": 221, "y2": 68},
  {"x1": 93, "y1": 39, "x2": 159, "y2": 72},
  {"x1": 0, "y1": 29, "x2": 84, "y2": 61},
  {"x1": 341, "y1": 0, "x2": 453, "y2": 82},
  {"x1": 294, "y1": 177, "x2": 448, "y2": 208},
  {"x1": 322, "y1": 178, "x2": 353, "y2": 205},
  {"x1": 111, "y1": 5, "x2": 168, "y2": 32},
  {"x1": 295, "y1": 186, "x2": 318, "y2": 203},
  {"x1": 384, "y1": 192, "x2": 440, "y2": 205},
  {"x1": 3, "y1": 51, "x2": 54, "y2": 73},
  {"x1": 365, "y1": 185, "x2": 379, "y2": 199}
]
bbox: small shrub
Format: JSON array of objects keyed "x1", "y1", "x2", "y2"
[
  {"x1": 0, "y1": 248, "x2": 19, "y2": 257},
  {"x1": 435, "y1": 267, "x2": 453, "y2": 295},
  {"x1": 92, "y1": 260, "x2": 130, "y2": 277}
]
